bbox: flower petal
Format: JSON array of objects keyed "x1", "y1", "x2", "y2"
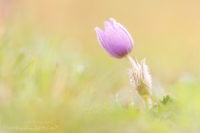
[
  {"x1": 95, "y1": 18, "x2": 134, "y2": 59},
  {"x1": 95, "y1": 27, "x2": 119, "y2": 58}
]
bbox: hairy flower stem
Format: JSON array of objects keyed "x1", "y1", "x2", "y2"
[
  {"x1": 126, "y1": 55, "x2": 152, "y2": 110},
  {"x1": 126, "y1": 55, "x2": 139, "y2": 72}
]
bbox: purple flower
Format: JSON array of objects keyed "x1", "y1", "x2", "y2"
[{"x1": 95, "y1": 18, "x2": 134, "y2": 59}]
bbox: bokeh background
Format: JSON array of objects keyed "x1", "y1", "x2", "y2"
[
  {"x1": 1, "y1": 0, "x2": 200, "y2": 133},
  {"x1": 2, "y1": 0, "x2": 200, "y2": 82}
]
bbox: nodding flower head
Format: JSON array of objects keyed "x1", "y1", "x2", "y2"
[{"x1": 95, "y1": 18, "x2": 134, "y2": 59}]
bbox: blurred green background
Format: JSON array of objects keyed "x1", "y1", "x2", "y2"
[{"x1": 1, "y1": 0, "x2": 200, "y2": 133}]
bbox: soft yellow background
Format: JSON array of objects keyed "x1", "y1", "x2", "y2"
[{"x1": 1, "y1": 0, "x2": 200, "y2": 83}]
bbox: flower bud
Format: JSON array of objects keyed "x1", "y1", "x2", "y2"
[{"x1": 95, "y1": 18, "x2": 134, "y2": 59}]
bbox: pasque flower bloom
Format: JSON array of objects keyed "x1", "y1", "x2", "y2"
[
  {"x1": 95, "y1": 18, "x2": 153, "y2": 110},
  {"x1": 95, "y1": 18, "x2": 134, "y2": 59}
]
